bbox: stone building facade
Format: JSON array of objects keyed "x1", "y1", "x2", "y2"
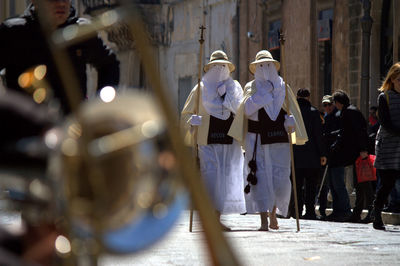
[
  {"x1": 239, "y1": 0, "x2": 400, "y2": 113},
  {"x1": 1, "y1": 0, "x2": 400, "y2": 116}
]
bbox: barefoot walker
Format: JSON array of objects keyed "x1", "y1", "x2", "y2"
[
  {"x1": 229, "y1": 50, "x2": 307, "y2": 231},
  {"x1": 181, "y1": 50, "x2": 246, "y2": 230}
]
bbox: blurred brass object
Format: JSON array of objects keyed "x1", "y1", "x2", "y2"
[{"x1": 51, "y1": 91, "x2": 185, "y2": 256}]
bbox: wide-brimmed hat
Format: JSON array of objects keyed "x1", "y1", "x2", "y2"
[
  {"x1": 249, "y1": 50, "x2": 280, "y2": 74},
  {"x1": 203, "y1": 50, "x2": 235, "y2": 73}
]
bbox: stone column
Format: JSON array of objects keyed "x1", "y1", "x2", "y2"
[
  {"x1": 332, "y1": 0, "x2": 350, "y2": 95},
  {"x1": 282, "y1": 0, "x2": 312, "y2": 92},
  {"x1": 238, "y1": 0, "x2": 249, "y2": 86},
  {"x1": 360, "y1": 0, "x2": 373, "y2": 117},
  {"x1": 394, "y1": 0, "x2": 400, "y2": 62}
]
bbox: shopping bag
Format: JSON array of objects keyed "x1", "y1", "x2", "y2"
[{"x1": 355, "y1": 155, "x2": 377, "y2": 183}]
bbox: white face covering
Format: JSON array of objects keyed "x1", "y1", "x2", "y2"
[
  {"x1": 254, "y1": 62, "x2": 280, "y2": 84},
  {"x1": 203, "y1": 64, "x2": 230, "y2": 87},
  {"x1": 253, "y1": 62, "x2": 285, "y2": 121},
  {"x1": 201, "y1": 64, "x2": 235, "y2": 120}
]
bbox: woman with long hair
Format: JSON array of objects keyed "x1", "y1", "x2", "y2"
[{"x1": 372, "y1": 62, "x2": 400, "y2": 230}]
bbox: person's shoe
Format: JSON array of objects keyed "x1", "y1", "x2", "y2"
[
  {"x1": 328, "y1": 212, "x2": 352, "y2": 222},
  {"x1": 383, "y1": 206, "x2": 400, "y2": 214},
  {"x1": 324, "y1": 213, "x2": 337, "y2": 221},
  {"x1": 361, "y1": 215, "x2": 372, "y2": 224},
  {"x1": 301, "y1": 213, "x2": 318, "y2": 220},
  {"x1": 349, "y1": 213, "x2": 362, "y2": 223},
  {"x1": 360, "y1": 211, "x2": 373, "y2": 224},
  {"x1": 372, "y1": 208, "x2": 385, "y2": 230}
]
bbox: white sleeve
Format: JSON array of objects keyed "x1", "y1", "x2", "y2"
[
  {"x1": 244, "y1": 90, "x2": 273, "y2": 116},
  {"x1": 222, "y1": 80, "x2": 243, "y2": 114}
]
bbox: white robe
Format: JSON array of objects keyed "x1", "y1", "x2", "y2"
[
  {"x1": 183, "y1": 78, "x2": 246, "y2": 214},
  {"x1": 199, "y1": 141, "x2": 246, "y2": 214},
  {"x1": 243, "y1": 76, "x2": 291, "y2": 216},
  {"x1": 243, "y1": 134, "x2": 291, "y2": 215}
]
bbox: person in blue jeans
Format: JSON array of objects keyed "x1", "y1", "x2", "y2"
[
  {"x1": 321, "y1": 94, "x2": 354, "y2": 222},
  {"x1": 326, "y1": 167, "x2": 352, "y2": 221},
  {"x1": 331, "y1": 90, "x2": 373, "y2": 222}
]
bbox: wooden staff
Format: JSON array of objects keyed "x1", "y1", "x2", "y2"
[
  {"x1": 189, "y1": 24, "x2": 206, "y2": 232},
  {"x1": 279, "y1": 33, "x2": 300, "y2": 232}
]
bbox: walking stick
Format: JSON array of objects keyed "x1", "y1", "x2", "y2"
[
  {"x1": 317, "y1": 164, "x2": 329, "y2": 200},
  {"x1": 279, "y1": 34, "x2": 301, "y2": 232},
  {"x1": 189, "y1": 24, "x2": 206, "y2": 232}
]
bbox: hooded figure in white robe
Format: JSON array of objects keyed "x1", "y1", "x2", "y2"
[
  {"x1": 181, "y1": 50, "x2": 246, "y2": 229},
  {"x1": 230, "y1": 50, "x2": 307, "y2": 231}
]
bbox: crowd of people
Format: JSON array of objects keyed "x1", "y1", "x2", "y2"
[{"x1": 182, "y1": 49, "x2": 400, "y2": 232}]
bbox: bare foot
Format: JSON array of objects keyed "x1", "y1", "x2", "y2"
[
  {"x1": 259, "y1": 212, "x2": 269, "y2": 231},
  {"x1": 269, "y1": 218, "x2": 279, "y2": 230},
  {"x1": 258, "y1": 224, "x2": 269, "y2": 231},
  {"x1": 269, "y1": 207, "x2": 279, "y2": 230}
]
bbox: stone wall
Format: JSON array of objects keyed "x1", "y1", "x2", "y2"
[
  {"x1": 282, "y1": 0, "x2": 313, "y2": 95},
  {"x1": 348, "y1": 0, "x2": 362, "y2": 106},
  {"x1": 332, "y1": 0, "x2": 349, "y2": 94}
]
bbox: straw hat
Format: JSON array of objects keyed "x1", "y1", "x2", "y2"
[
  {"x1": 249, "y1": 50, "x2": 280, "y2": 74},
  {"x1": 203, "y1": 50, "x2": 235, "y2": 73}
]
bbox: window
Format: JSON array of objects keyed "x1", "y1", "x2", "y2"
[
  {"x1": 318, "y1": 9, "x2": 333, "y2": 95},
  {"x1": 268, "y1": 20, "x2": 281, "y2": 63},
  {"x1": 178, "y1": 77, "x2": 192, "y2": 113},
  {"x1": 9, "y1": 1, "x2": 16, "y2": 17}
]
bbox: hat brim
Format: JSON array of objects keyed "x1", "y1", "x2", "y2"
[
  {"x1": 249, "y1": 58, "x2": 280, "y2": 74},
  {"x1": 203, "y1": 60, "x2": 235, "y2": 73},
  {"x1": 322, "y1": 100, "x2": 333, "y2": 104}
]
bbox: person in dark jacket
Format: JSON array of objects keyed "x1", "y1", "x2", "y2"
[
  {"x1": 331, "y1": 90, "x2": 370, "y2": 223},
  {"x1": 372, "y1": 62, "x2": 400, "y2": 230},
  {"x1": 321, "y1": 93, "x2": 351, "y2": 222},
  {"x1": 0, "y1": 2, "x2": 119, "y2": 264},
  {"x1": 0, "y1": 1, "x2": 120, "y2": 114},
  {"x1": 317, "y1": 95, "x2": 338, "y2": 218},
  {"x1": 293, "y1": 88, "x2": 327, "y2": 220}
]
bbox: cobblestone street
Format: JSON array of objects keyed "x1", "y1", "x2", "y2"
[{"x1": 100, "y1": 210, "x2": 400, "y2": 266}]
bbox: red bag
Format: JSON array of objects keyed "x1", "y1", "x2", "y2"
[{"x1": 355, "y1": 155, "x2": 377, "y2": 183}]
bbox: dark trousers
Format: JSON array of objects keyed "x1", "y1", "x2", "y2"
[
  {"x1": 352, "y1": 165, "x2": 375, "y2": 217},
  {"x1": 295, "y1": 168, "x2": 320, "y2": 216},
  {"x1": 327, "y1": 166, "x2": 352, "y2": 214},
  {"x1": 374, "y1": 169, "x2": 400, "y2": 210},
  {"x1": 318, "y1": 185, "x2": 329, "y2": 215}
]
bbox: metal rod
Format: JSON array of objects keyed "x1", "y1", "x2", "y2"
[
  {"x1": 279, "y1": 33, "x2": 300, "y2": 232},
  {"x1": 190, "y1": 22, "x2": 206, "y2": 233},
  {"x1": 317, "y1": 165, "x2": 329, "y2": 200}
]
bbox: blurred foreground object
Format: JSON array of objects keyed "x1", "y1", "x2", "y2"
[{"x1": 49, "y1": 90, "x2": 187, "y2": 263}]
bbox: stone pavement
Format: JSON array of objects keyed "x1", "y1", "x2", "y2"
[{"x1": 100, "y1": 210, "x2": 400, "y2": 266}]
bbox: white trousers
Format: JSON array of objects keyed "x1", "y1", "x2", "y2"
[
  {"x1": 244, "y1": 133, "x2": 291, "y2": 216},
  {"x1": 198, "y1": 140, "x2": 246, "y2": 214}
]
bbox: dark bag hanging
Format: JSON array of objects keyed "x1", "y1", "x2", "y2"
[{"x1": 244, "y1": 134, "x2": 258, "y2": 194}]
